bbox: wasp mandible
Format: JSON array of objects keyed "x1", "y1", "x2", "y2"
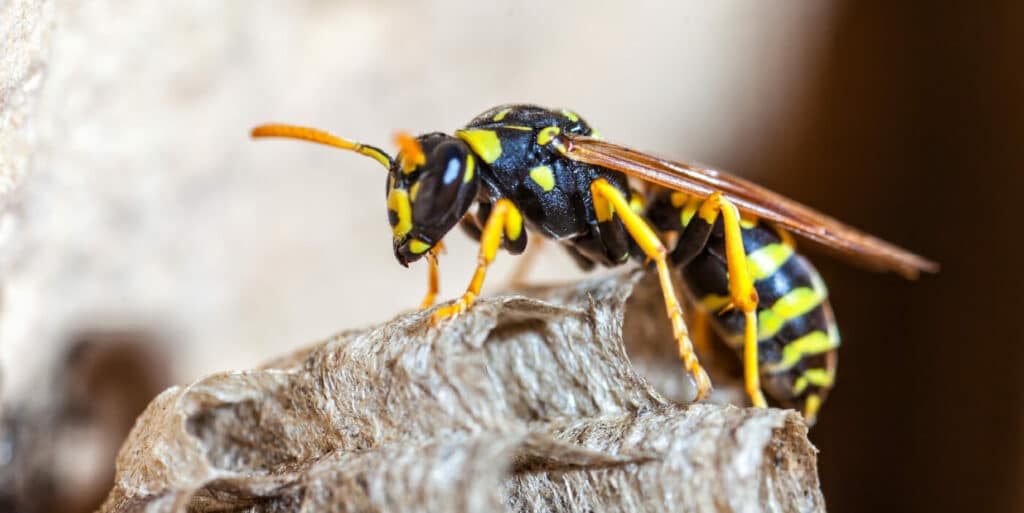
[{"x1": 251, "y1": 104, "x2": 938, "y2": 424}]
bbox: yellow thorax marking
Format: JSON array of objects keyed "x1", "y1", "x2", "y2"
[
  {"x1": 561, "y1": 109, "x2": 580, "y2": 122},
  {"x1": 537, "y1": 126, "x2": 561, "y2": 146},
  {"x1": 529, "y1": 165, "x2": 556, "y2": 192},
  {"x1": 456, "y1": 129, "x2": 502, "y2": 164},
  {"x1": 493, "y1": 108, "x2": 511, "y2": 121}
]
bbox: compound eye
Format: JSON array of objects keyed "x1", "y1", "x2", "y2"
[
  {"x1": 435, "y1": 142, "x2": 465, "y2": 185},
  {"x1": 411, "y1": 141, "x2": 475, "y2": 225}
]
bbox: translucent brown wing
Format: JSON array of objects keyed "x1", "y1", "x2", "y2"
[{"x1": 561, "y1": 136, "x2": 939, "y2": 279}]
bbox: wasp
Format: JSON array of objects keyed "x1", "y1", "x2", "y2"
[{"x1": 251, "y1": 104, "x2": 937, "y2": 424}]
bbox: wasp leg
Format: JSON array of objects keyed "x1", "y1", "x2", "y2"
[
  {"x1": 419, "y1": 242, "x2": 444, "y2": 309},
  {"x1": 590, "y1": 179, "x2": 712, "y2": 401},
  {"x1": 688, "y1": 300, "x2": 714, "y2": 361},
  {"x1": 432, "y1": 199, "x2": 524, "y2": 323},
  {"x1": 698, "y1": 193, "x2": 767, "y2": 408}
]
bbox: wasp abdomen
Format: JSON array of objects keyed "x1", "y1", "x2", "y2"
[{"x1": 647, "y1": 191, "x2": 840, "y2": 419}]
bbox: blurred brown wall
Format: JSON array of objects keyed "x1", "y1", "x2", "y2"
[{"x1": 740, "y1": 3, "x2": 1023, "y2": 512}]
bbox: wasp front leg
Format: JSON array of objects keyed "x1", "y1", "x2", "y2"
[
  {"x1": 419, "y1": 242, "x2": 445, "y2": 309},
  {"x1": 590, "y1": 179, "x2": 712, "y2": 401},
  {"x1": 432, "y1": 199, "x2": 524, "y2": 323}
]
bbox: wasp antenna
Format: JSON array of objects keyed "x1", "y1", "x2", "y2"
[
  {"x1": 393, "y1": 132, "x2": 426, "y2": 174},
  {"x1": 251, "y1": 123, "x2": 393, "y2": 169}
]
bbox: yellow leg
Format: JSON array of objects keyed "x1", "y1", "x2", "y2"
[
  {"x1": 700, "y1": 193, "x2": 767, "y2": 408},
  {"x1": 432, "y1": 199, "x2": 522, "y2": 323},
  {"x1": 690, "y1": 306, "x2": 713, "y2": 360},
  {"x1": 590, "y1": 179, "x2": 712, "y2": 401},
  {"x1": 419, "y1": 242, "x2": 444, "y2": 309}
]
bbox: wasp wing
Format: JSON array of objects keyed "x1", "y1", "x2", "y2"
[{"x1": 561, "y1": 136, "x2": 939, "y2": 279}]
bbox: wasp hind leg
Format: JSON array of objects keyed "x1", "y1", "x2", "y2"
[
  {"x1": 679, "y1": 193, "x2": 767, "y2": 408},
  {"x1": 589, "y1": 179, "x2": 712, "y2": 401},
  {"x1": 432, "y1": 199, "x2": 524, "y2": 323}
]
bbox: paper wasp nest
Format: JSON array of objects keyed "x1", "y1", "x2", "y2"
[{"x1": 99, "y1": 271, "x2": 824, "y2": 513}]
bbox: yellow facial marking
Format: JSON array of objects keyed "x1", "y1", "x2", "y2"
[
  {"x1": 764, "y1": 330, "x2": 838, "y2": 373},
  {"x1": 464, "y1": 154, "x2": 475, "y2": 183},
  {"x1": 493, "y1": 108, "x2": 511, "y2": 122},
  {"x1": 758, "y1": 287, "x2": 825, "y2": 340},
  {"x1": 561, "y1": 109, "x2": 579, "y2": 122},
  {"x1": 387, "y1": 188, "x2": 412, "y2": 240},
  {"x1": 505, "y1": 204, "x2": 523, "y2": 241},
  {"x1": 409, "y1": 181, "x2": 422, "y2": 201},
  {"x1": 529, "y1": 165, "x2": 556, "y2": 192},
  {"x1": 456, "y1": 129, "x2": 502, "y2": 164},
  {"x1": 409, "y1": 239, "x2": 432, "y2": 254},
  {"x1": 537, "y1": 126, "x2": 561, "y2": 146},
  {"x1": 746, "y1": 243, "x2": 795, "y2": 281}
]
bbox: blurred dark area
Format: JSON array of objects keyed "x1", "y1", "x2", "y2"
[
  {"x1": 0, "y1": 332, "x2": 171, "y2": 513},
  {"x1": 741, "y1": 3, "x2": 1022, "y2": 512}
]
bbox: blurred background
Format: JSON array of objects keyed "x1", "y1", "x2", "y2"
[{"x1": 0, "y1": 1, "x2": 1019, "y2": 512}]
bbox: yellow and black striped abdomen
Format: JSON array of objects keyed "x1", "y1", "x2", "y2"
[{"x1": 646, "y1": 192, "x2": 840, "y2": 418}]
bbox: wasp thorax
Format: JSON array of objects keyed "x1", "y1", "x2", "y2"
[{"x1": 387, "y1": 133, "x2": 480, "y2": 266}]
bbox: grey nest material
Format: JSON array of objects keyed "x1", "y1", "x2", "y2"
[{"x1": 100, "y1": 271, "x2": 824, "y2": 513}]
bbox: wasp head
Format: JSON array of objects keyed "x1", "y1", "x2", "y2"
[{"x1": 387, "y1": 133, "x2": 480, "y2": 266}]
